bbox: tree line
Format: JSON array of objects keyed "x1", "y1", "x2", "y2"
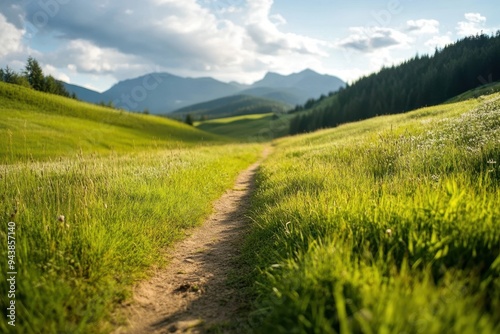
[
  {"x1": 0, "y1": 57, "x2": 74, "y2": 99},
  {"x1": 290, "y1": 32, "x2": 500, "y2": 135}
]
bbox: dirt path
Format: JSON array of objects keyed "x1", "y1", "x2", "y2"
[{"x1": 114, "y1": 149, "x2": 269, "y2": 334}]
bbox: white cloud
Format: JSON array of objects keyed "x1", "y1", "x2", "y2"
[
  {"x1": 425, "y1": 34, "x2": 453, "y2": 49},
  {"x1": 244, "y1": 0, "x2": 329, "y2": 56},
  {"x1": 457, "y1": 13, "x2": 488, "y2": 36},
  {"x1": 0, "y1": 13, "x2": 25, "y2": 58},
  {"x1": 43, "y1": 39, "x2": 141, "y2": 75},
  {"x1": 270, "y1": 14, "x2": 287, "y2": 26},
  {"x1": 338, "y1": 27, "x2": 411, "y2": 53},
  {"x1": 407, "y1": 19, "x2": 440, "y2": 35},
  {"x1": 6, "y1": 0, "x2": 332, "y2": 85},
  {"x1": 43, "y1": 64, "x2": 70, "y2": 83},
  {"x1": 465, "y1": 13, "x2": 486, "y2": 24}
]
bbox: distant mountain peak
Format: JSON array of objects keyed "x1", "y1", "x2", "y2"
[
  {"x1": 262, "y1": 71, "x2": 284, "y2": 79},
  {"x1": 298, "y1": 68, "x2": 317, "y2": 75}
]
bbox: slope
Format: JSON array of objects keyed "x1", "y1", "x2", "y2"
[
  {"x1": 195, "y1": 113, "x2": 297, "y2": 141},
  {"x1": 0, "y1": 82, "x2": 224, "y2": 162},
  {"x1": 170, "y1": 94, "x2": 290, "y2": 118},
  {"x1": 243, "y1": 92, "x2": 500, "y2": 332}
]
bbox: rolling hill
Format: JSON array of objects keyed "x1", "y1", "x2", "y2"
[
  {"x1": 0, "y1": 82, "x2": 224, "y2": 161},
  {"x1": 170, "y1": 94, "x2": 290, "y2": 118}
]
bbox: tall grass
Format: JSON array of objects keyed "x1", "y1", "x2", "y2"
[
  {"x1": 243, "y1": 95, "x2": 500, "y2": 333},
  {"x1": 0, "y1": 144, "x2": 261, "y2": 333}
]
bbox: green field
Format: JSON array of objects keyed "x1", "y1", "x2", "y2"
[
  {"x1": 195, "y1": 112, "x2": 296, "y2": 141},
  {"x1": 0, "y1": 82, "x2": 262, "y2": 333},
  {"x1": 242, "y1": 95, "x2": 500, "y2": 332},
  {"x1": 1, "y1": 79, "x2": 500, "y2": 333}
]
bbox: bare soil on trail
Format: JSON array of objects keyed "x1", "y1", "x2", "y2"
[{"x1": 113, "y1": 150, "x2": 269, "y2": 334}]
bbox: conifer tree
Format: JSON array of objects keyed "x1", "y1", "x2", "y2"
[
  {"x1": 185, "y1": 114, "x2": 194, "y2": 126},
  {"x1": 24, "y1": 57, "x2": 45, "y2": 91}
]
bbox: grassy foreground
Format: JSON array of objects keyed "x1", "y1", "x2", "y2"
[
  {"x1": 0, "y1": 145, "x2": 261, "y2": 333},
  {"x1": 243, "y1": 95, "x2": 500, "y2": 333}
]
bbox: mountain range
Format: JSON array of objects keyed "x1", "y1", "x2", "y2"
[{"x1": 63, "y1": 69, "x2": 345, "y2": 114}]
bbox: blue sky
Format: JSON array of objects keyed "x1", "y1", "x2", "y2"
[{"x1": 0, "y1": 0, "x2": 498, "y2": 92}]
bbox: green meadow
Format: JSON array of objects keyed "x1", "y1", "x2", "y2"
[
  {"x1": 0, "y1": 83, "x2": 226, "y2": 162},
  {"x1": 242, "y1": 95, "x2": 500, "y2": 333},
  {"x1": 1, "y1": 80, "x2": 500, "y2": 334},
  {"x1": 0, "y1": 82, "x2": 262, "y2": 333},
  {"x1": 195, "y1": 112, "x2": 296, "y2": 141}
]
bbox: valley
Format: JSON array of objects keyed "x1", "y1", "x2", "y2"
[{"x1": 1, "y1": 34, "x2": 499, "y2": 334}]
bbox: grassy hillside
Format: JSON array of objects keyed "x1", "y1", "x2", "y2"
[
  {"x1": 0, "y1": 82, "x2": 224, "y2": 162},
  {"x1": 242, "y1": 94, "x2": 500, "y2": 332},
  {"x1": 446, "y1": 81, "x2": 500, "y2": 103},
  {"x1": 0, "y1": 82, "x2": 263, "y2": 333},
  {"x1": 170, "y1": 94, "x2": 290, "y2": 119},
  {"x1": 195, "y1": 112, "x2": 297, "y2": 141}
]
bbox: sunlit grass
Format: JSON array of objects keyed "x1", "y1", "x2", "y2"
[
  {"x1": 194, "y1": 113, "x2": 272, "y2": 125},
  {"x1": 0, "y1": 145, "x2": 262, "y2": 333},
  {"x1": 0, "y1": 82, "x2": 226, "y2": 162},
  {"x1": 242, "y1": 93, "x2": 500, "y2": 333},
  {"x1": 0, "y1": 83, "x2": 262, "y2": 333},
  {"x1": 196, "y1": 112, "x2": 296, "y2": 141}
]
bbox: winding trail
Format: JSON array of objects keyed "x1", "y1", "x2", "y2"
[{"x1": 114, "y1": 148, "x2": 270, "y2": 334}]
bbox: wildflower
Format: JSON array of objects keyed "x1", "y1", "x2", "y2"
[
  {"x1": 487, "y1": 159, "x2": 497, "y2": 164},
  {"x1": 431, "y1": 174, "x2": 440, "y2": 182}
]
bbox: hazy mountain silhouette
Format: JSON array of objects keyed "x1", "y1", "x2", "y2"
[{"x1": 63, "y1": 69, "x2": 345, "y2": 114}]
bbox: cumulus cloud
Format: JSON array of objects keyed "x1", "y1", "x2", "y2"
[
  {"x1": 42, "y1": 39, "x2": 142, "y2": 75},
  {"x1": 407, "y1": 19, "x2": 440, "y2": 35},
  {"x1": 457, "y1": 13, "x2": 488, "y2": 36},
  {"x1": 43, "y1": 64, "x2": 70, "y2": 83},
  {"x1": 245, "y1": 0, "x2": 329, "y2": 56},
  {"x1": 425, "y1": 34, "x2": 453, "y2": 49},
  {"x1": 0, "y1": 0, "x2": 329, "y2": 84},
  {"x1": 338, "y1": 27, "x2": 411, "y2": 53},
  {"x1": 0, "y1": 12, "x2": 25, "y2": 58}
]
